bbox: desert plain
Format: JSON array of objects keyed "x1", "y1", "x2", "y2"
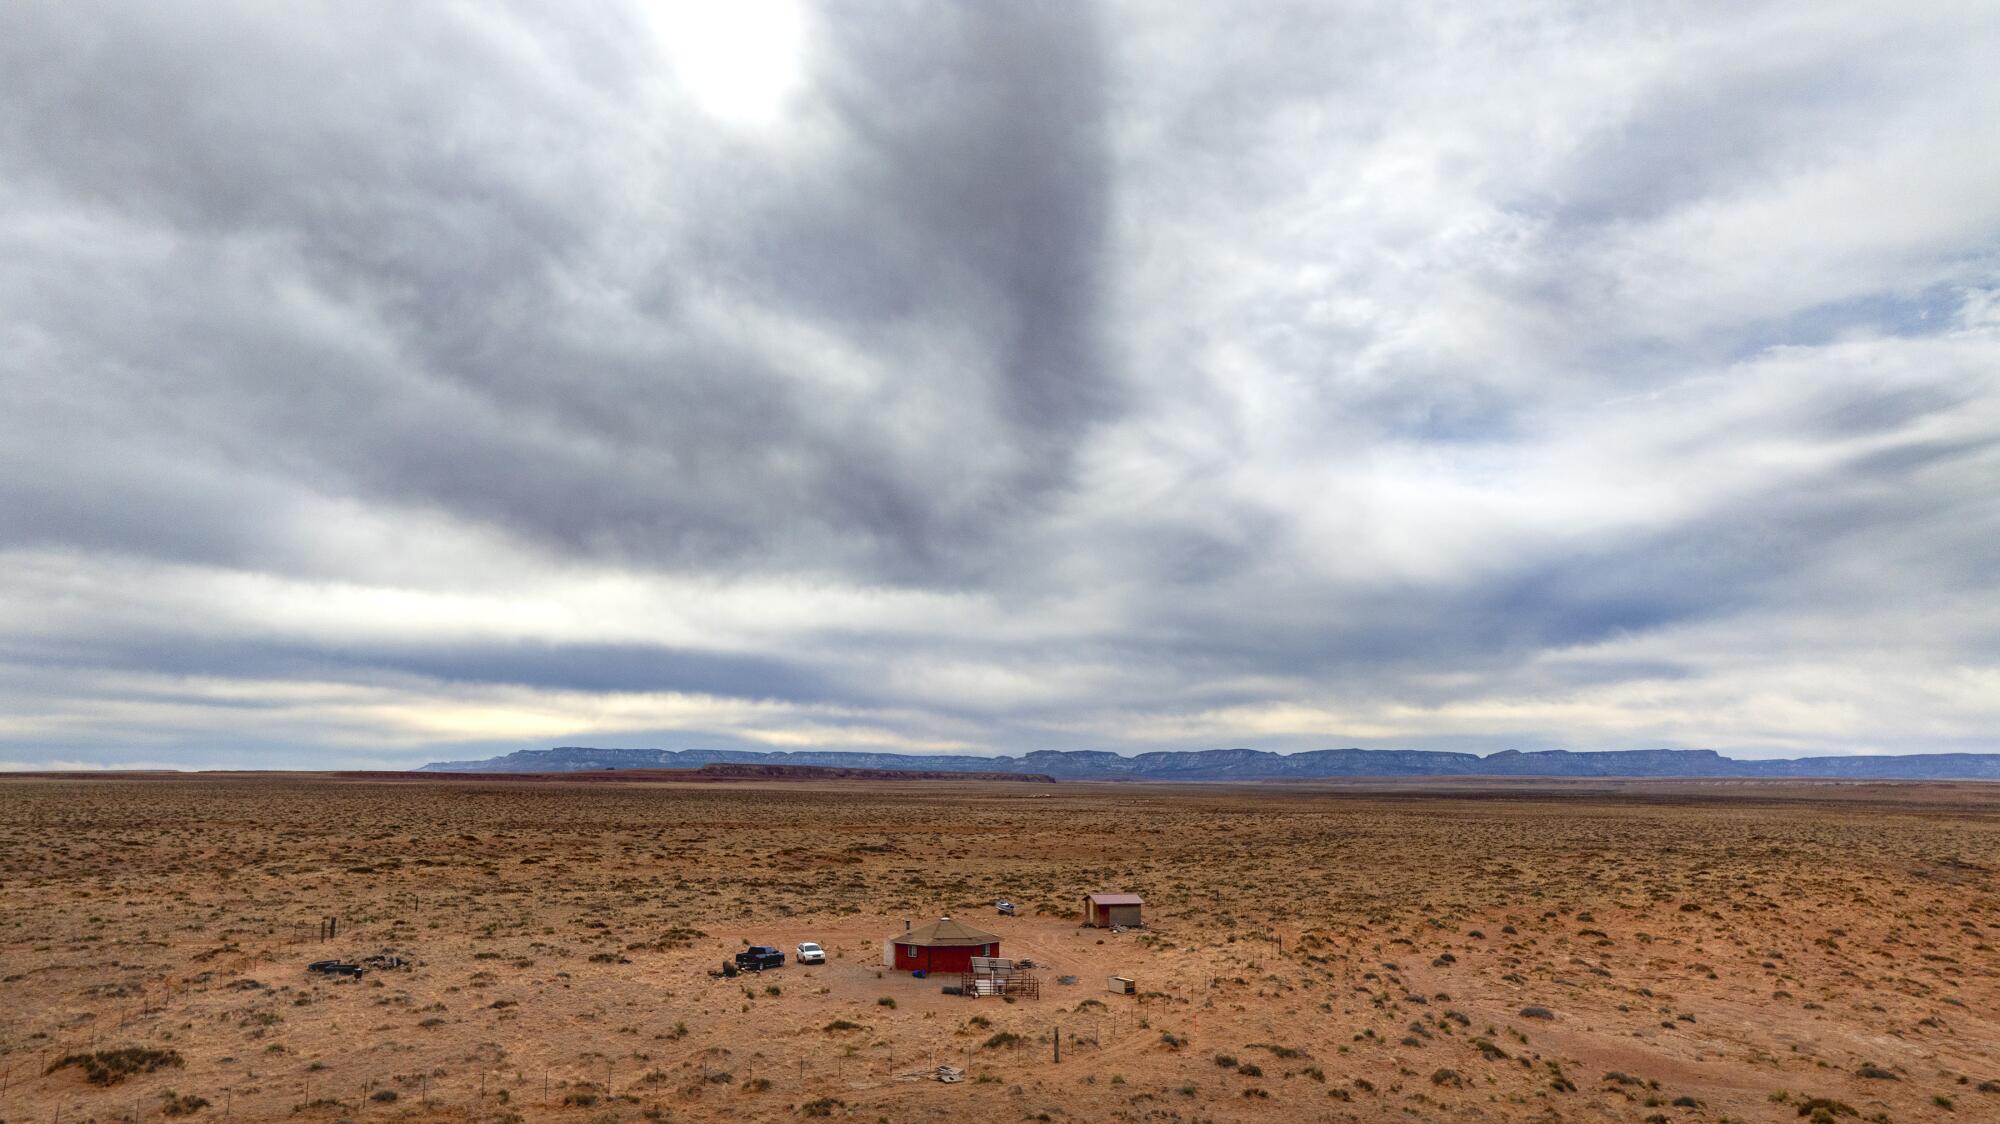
[{"x1": 2, "y1": 774, "x2": 1997, "y2": 1123}]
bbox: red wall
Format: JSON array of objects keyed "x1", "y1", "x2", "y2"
[{"x1": 892, "y1": 941, "x2": 997, "y2": 973}]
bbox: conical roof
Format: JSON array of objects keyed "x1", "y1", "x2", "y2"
[{"x1": 893, "y1": 916, "x2": 1000, "y2": 947}]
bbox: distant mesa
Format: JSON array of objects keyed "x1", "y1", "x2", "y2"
[
  {"x1": 417, "y1": 745, "x2": 2000, "y2": 781},
  {"x1": 341, "y1": 762, "x2": 1053, "y2": 784},
  {"x1": 691, "y1": 763, "x2": 1051, "y2": 782}
]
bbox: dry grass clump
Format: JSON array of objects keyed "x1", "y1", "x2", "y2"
[
  {"x1": 46, "y1": 1047, "x2": 184, "y2": 1085},
  {"x1": 158, "y1": 1089, "x2": 210, "y2": 1116}
]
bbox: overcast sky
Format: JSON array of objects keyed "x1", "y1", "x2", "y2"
[{"x1": 2, "y1": 1, "x2": 1997, "y2": 769}]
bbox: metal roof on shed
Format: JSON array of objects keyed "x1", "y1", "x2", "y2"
[{"x1": 1086, "y1": 893, "x2": 1143, "y2": 905}]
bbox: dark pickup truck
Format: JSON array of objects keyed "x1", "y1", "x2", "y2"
[{"x1": 734, "y1": 946, "x2": 784, "y2": 971}]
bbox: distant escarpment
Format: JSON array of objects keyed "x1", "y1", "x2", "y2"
[
  {"x1": 418, "y1": 745, "x2": 2000, "y2": 781},
  {"x1": 692, "y1": 763, "x2": 1052, "y2": 782}
]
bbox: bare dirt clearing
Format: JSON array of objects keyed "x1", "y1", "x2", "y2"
[{"x1": 3, "y1": 775, "x2": 1997, "y2": 1122}]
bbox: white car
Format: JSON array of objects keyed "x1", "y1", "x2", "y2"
[{"x1": 795, "y1": 941, "x2": 827, "y2": 965}]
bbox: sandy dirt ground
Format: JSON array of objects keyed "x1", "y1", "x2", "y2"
[{"x1": 3, "y1": 774, "x2": 1998, "y2": 1123}]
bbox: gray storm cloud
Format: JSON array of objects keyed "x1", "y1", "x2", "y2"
[{"x1": 0, "y1": 0, "x2": 1996, "y2": 768}]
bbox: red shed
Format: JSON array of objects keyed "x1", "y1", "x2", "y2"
[
  {"x1": 882, "y1": 917, "x2": 1001, "y2": 974},
  {"x1": 1083, "y1": 892, "x2": 1144, "y2": 928}
]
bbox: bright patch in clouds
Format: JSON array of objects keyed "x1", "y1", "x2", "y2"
[{"x1": 646, "y1": 0, "x2": 804, "y2": 125}]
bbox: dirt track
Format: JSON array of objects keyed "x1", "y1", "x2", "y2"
[{"x1": 3, "y1": 774, "x2": 1997, "y2": 1122}]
